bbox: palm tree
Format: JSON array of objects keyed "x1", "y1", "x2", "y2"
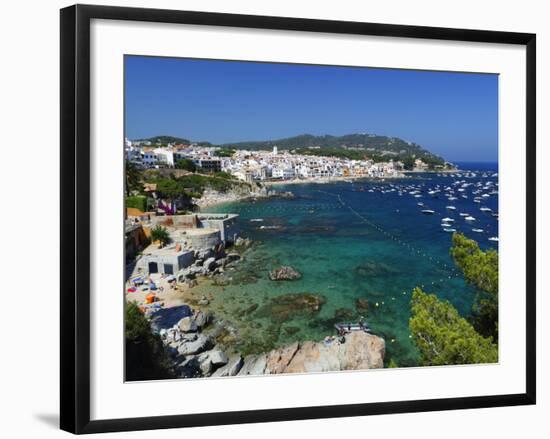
[{"x1": 150, "y1": 226, "x2": 171, "y2": 248}]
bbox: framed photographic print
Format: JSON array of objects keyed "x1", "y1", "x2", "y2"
[{"x1": 60, "y1": 4, "x2": 536, "y2": 434}]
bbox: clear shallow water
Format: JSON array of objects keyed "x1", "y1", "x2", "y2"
[{"x1": 200, "y1": 164, "x2": 498, "y2": 366}]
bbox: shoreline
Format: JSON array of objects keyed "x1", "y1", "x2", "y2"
[
  {"x1": 261, "y1": 174, "x2": 404, "y2": 186},
  {"x1": 196, "y1": 170, "x2": 464, "y2": 208}
]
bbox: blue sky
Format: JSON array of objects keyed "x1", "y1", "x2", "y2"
[{"x1": 125, "y1": 56, "x2": 498, "y2": 162}]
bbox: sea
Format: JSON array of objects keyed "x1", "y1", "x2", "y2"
[{"x1": 199, "y1": 162, "x2": 499, "y2": 366}]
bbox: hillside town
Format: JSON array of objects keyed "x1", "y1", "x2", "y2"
[{"x1": 125, "y1": 138, "x2": 437, "y2": 183}]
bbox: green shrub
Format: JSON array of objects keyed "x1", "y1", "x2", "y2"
[{"x1": 126, "y1": 195, "x2": 147, "y2": 213}]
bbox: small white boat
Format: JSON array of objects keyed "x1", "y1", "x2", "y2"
[
  {"x1": 417, "y1": 202, "x2": 424, "y2": 206},
  {"x1": 446, "y1": 206, "x2": 456, "y2": 210},
  {"x1": 472, "y1": 228, "x2": 484, "y2": 233},
  {"x1": 465, "y1": 216, "x2": 476, "y2": 221},
  {"x1": 443, "y1": 228, "x2": 457, "y2": 233},
  {"x1": 421, "y1": 209, "x2": 435, "y2": 215},
  {"x1": 442, "y1": 217, "x2": 455, "y2": 222},
  {"x1": 488, "y1": 237, "x2": 499, "y2": 242},
  {"x1": 459, "y1": 212, "x2": 469, "y2": 217},
  {"x1": 480, "y1": 207, "x2": 492, "y2": 212},
  {"x1": 250, "y1": 218, "x2": 264, "y2": 222}
]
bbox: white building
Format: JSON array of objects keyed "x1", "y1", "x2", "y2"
[
  {"x1": 142, "y1": 150, "x2": 159, "y2": 167},
  {"x1": 154, "y1": 147, "x2": 175, "y2": 167}
]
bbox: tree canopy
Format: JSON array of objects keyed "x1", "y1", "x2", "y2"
[
  {"x1": 409, "y1": 287, "x2": 498, "y2": 366},
  {"x1": 125, "y1": 161, "x2": 142, "y2": 196},
  {"x1": 175, "y1": 158, "x2": 197, "y2": 172},
  {"x1": 215, "y1": 147, "x2": 236, "y2": 157},
  {"x1": 125, "y1": 301, "x2": 174, "y2": 381},
  {"x1": 450, "y1": 233, "x2": 498, "y2": 341},
  {"x1": 401, "y1": 156, "x2": 415, "y2": 170},
  {"x1": 150, "y1": 225, "x2": 171, "y2": 247}
]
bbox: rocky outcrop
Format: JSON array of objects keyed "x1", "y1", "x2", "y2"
[
  {"x1": 177, "y1": 333, "x2": 213, "y2": 356},
  {"x1": 269, "y1": 266, "x2": 302, "y2": 281},
  {"x1": 157, "y1": 302, "x2": 383, "y2": 380},
  {"x1": 237, "y1": 332, "x2": 384, "y2": 375},
  {"x1": 211, "y1": 354, "x2": 244, "y2": 377}
]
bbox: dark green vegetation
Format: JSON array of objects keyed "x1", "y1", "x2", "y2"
[
  {"x1": 401, "y1": 156, "x2": 416, "y2": 170},
  {"x1": 175, "y1": 158, "x2": 197, "y2": 172},
  {"x1": 150, "y1": 225, "x2": 171, "y2": 247},
  {"x1": 135, "y1": 135, "x2": 214, "y2": 147},
  {"x1": 135, "y1": 135, "x2": 191, "y2": 145},
  {"x1": 450, "y1": 233, "x2": 499, "y2": 341},
  {"x1": 223, "y1": 133, "x2": 446, "y2": 167},
  {"x1": 409, "y1": 287, "x2": 498, "y2": 366},
  {"x1": 214, "y1": 147, "x2": 236, "y2": 157},
  {"x1": 125, "y1": 161, "x2": 142, "y2": 196},
  {"x1": 125, "y1": 195, "x2": 147, "y2": 213},
  {"x1": 125, "y1": 302, "x2": 174, "y2": 381},
  {"x1": 407, "y1": 233, "x2": 499, "y2": 367},
  {"x1": 126, "y1": 161, "x2": 251, "y2": 210},
  {"x1": 173, "y1": 173, "x2": 246, "y2": 195}
]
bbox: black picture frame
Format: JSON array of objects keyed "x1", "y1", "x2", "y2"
[{"x1": 60, "y1": 4, "x2": 536, "y2": 434}]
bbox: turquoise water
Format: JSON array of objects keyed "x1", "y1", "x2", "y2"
[{"x1": 201, "y1": 165, "x2": 498, "y2": 366}]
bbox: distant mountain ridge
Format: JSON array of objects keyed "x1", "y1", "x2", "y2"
[
  {"x1": 222, "y1": 133, "x2": 430, "y2": 155},
  {"x1": 134, "y1": 133, "x2": 446, "y2": 164}
]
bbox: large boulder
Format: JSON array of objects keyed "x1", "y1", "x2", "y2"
[
  {"x1": 177, "y1": 334, "x2": 212, "y2": 356},
  {"x1": 207, "y1": 350, "x2": 229, "y2": 367},
  {"x1": 192, "y1": 310, "x2": 210, "y2": 329},
  {"x1": 238, "y1": 354, "x2": 268, "y2": 376},
  {"x1": 197, "y1": 248, "x2": 214, "y2": 260},
  {"x1": 269, "y1": 266, "x2": 302, "y2": 281},
  {"x1": 177, "y1": 316, "x2": 198, "y2": 333},
  {"x1": 211, "y1": 355, "x2": 244, "y2": 377},
  {"x1": 197, "y1": 353, "x2": 213, "y2": 375}
]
